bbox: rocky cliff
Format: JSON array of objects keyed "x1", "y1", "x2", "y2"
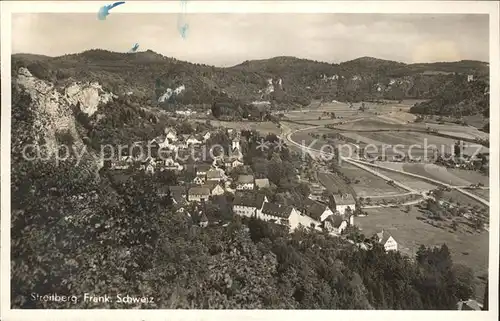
[{"x1": 12, "y1": 67, "x2": 117, "y2": 172}]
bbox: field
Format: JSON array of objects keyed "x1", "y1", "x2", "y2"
[
  {"x1": 337, "y1": 163, "x2": 406, "y2": 197},
  {"x1": 356, "y1": 206, "x2": 489, "y2": 302},
  {"x1": 447, "y1": 168, "x2": 489, "y2": 187},
  {"x1": 402, "y1": 164, "x2": 471, "y2": 186},
  {"x1": 317, "y1": 171, "x2": 357, "y2": 196},
  {"x1": 423, "y1": 122, "x2": 490, "y2": 140},
  {"x1": 469, "y1": 189, "x2": 490, "y2": 201},
  {"x1": 369, "y1": 164, "x2": 439, "y2": 192},
  {"x1": 441, "y1": 190, "x2": 489, "y2": 210},
  {"x1": 192, "y1": 119, "x2": 282, "y2": 135},
  {"x1": 339, "y1": 130, "x2": 489, "y2": 155}
]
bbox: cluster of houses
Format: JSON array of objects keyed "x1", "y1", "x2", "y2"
[
  {"x1": 109, "y1": 126, "x2": 245, "y2": 174},
  {"x1": 232, "y1": 192, "x2": 356, "y2": 235}
]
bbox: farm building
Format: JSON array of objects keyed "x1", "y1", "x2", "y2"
[
  {"x1": 376, "y1": 230, "x2": 398, "y2": 252},
  {"x1": 233, "y1": 193, "x2": 268, "y2": 218},
  {"x1": 332, "y1": 193, "x2": 356, "y2": 214}
]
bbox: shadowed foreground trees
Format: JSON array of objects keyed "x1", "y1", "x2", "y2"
[{"x1": 11, "y1": 159, "x2": 477, "y2": 309}]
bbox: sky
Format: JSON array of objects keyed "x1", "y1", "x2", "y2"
[{"x1": 11, "y1": 13, "x2": 489, "y2": 67}]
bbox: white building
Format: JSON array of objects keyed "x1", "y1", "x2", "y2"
[
  {"x1": 332, "y1": 194, "x2": 356, "y2": 215},
  {"x1": 206, "y1": 169, "x2": 226, "y2": 182},
  {"x1": 259, "y1": 203, "x2": 321, "y2": 232},
  {"x1": 324, "y1": 216, "x2": 348, "y2": 235},
  {"x1": 193, "y1": 174, "x2": 206, "y2": 185},
  {"x1": 232, "y1": 194, "x2": 268, "y2": 218},
  {"x1": 254, "y1": 178, "x2": 270, "y2": 189},
  {"x1": 376, "y1": 230, "x2": 398, "y2": 251},
  {"x1": 188, "y1": 187, "x2": 211, "y2": 203},
  {"x1": 164, "y1": 128, "x2": 178, "y2": 142},
  {"x1": 236, "y1": 175, "x2": 255, "y2": 190}
]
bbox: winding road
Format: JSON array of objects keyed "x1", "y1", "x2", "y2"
[{"x1": 282, "y1": 123, "x2": 489, "y2": 208}]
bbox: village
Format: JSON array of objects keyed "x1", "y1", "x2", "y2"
[{"x1": 107, "y1": 125, "x2": 398, "y2": 252}]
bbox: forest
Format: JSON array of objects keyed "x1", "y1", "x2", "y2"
[{"x1": 11, "y1": 152, "x2": 477, "y2": 309}]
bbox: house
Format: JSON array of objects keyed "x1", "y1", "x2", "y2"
[
  {"x1": 231, "y1": 134, "x2": 241, "y2": 151},
  {"x1": 145, "y1": 164, "x2": 155, "y2": 174},
  {"x1": 236, "y1": 175, "x2": 255, "y2": 190},
  {"x1": 196, "y1": 164, "x2": 212, "y2": 176},
  {"x1": 193, "y1": 173, "x2": 206, "y2": 185},
  {"x1": 201, "y1": 131, "x2": 211, "y2": 142},
  {"x1": 254, "y1": 178, "x2": 270, "y2": 189},
  {"x1": 260, "y1": 203, "x2": 319, "y2": 231},
  {"x1": 203, "y1": 183, "x2": 225, "y2": 196},
  {"x1": 231, "y1": 159, "x2": 244, "y2": 168},
  {"x1": 188, "y1": 186, "x2": 211, "y2": 202},
  {"x1": 120, "y1": 155, "x2": 135, "y2": 163},
  {"x1": 324, "y1": 215, "x2": 348, "y2": 234},
  {"x1": 233, "y1": 193, "x2": 268, "y2": 218},
  {"x1": 206, "y1": 169, "x2": 226, "y2": 182},
  {"x1": 165, "y1": 127, "x2": 178, "y2": 141},
  {"x1": 297, "y1": 198, "x2": 335, "y2": 223},
  {"x1": 199, "y1": 213, "x2": 209, "y2": 228},
  {"x1": 186, "y1": 135, "x2": 202, "y2": 146},
  {"x1": 112, "y1": 160, "x2": 131, "y2": 170},
  {"x1": 332, "y1": 193, "x2": 356, "y2": 215},
  {"x1": 229, "y1": 147, "x2": 243, "y2": 161},
  {"x1": 467, "y1": 74, "x2": 474, "y2": 82},
  {"x1": 163, "y1": 157, "x2": 183, "y2": 171},
  {"x1": 376, "y1": 230, "x2": 398, "y2": 251},
  {"x1": 457, "y1": 299, "x2": 482, "y2": 311}
]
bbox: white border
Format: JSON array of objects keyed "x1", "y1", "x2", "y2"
[{"x1": 1, "y1": 1, "x2": 499, "y2": 321}]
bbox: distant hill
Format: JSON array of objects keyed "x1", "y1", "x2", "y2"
[{"x1": 12, "y1": 49, "x2": 489, "y2": 116}]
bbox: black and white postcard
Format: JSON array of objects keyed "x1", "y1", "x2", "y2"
[{"x1": 1, "y1": 1, "x2": 499, "y2": 321}]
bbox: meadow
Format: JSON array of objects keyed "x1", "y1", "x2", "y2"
[{"x1": 356, "y1": 206, "x2": 489, "y2": 302}]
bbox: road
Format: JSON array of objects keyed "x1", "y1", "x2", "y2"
[{"x1": 283, "y1": 124, "x2": 489, "y2": 207}]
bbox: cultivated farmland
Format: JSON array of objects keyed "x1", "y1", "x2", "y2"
[
  {"x1": 356, "y1": 206, "x2": 489, "y2": 302},
  {"x1": 337, "y1": 163, "x2": 407, "y2": 197}
]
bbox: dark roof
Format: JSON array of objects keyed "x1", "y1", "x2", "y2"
[
  {"x1": 329, "y1": 215, "x2": 346, "y2": 228},
  {"x1": 376, "y1": 230, "x2": 393, "y2": 244},
  {"x1": 196, "y1": 164, "x2": 212, "y2": 172},
  {"x1": 158, "y1": 186, "x2": 170, "y2": 195},
  {"x1": 206, "y1": 169, "x2": 224, "y2": 179},
  {"x1": 333, "y1": 193, "x2": 356, "y2": 206},
  {"x1": 169, "y1": 186, "x2": 186, "y2": 194},
  {"x1": 261, "y1": 203, "x2": 293, "y2": 218},
  {"x1": 188, "y1": 186, "x2": 211, "y2": 195},
  {"x1": 237, "y1": 174, "x2": 254, "y2": 184},
  {"x1": 233, "y1": 192, "x2": 266, "y2": 208},
  {"x1": 301, "y1": 198, "x2": 328, "y2": 220},
  {"x1": 172, "y1": 193, "x2": 187, "y2": 205},
  {"x1": 201, "y1": 182, "x2": 223, "y2": 191}
]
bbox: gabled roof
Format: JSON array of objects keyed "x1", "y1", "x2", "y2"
[
  {"x1": 196, "y1": 164, "x2": 212, "y2": 172},
  {"x1": 206, "y1": 169, "x2": 224, "y2": 179},
  {"x1": 376, "y1": 230, "x2": 394, "y2": 245},
  {"x1": 457, "y1": 300, "x2": 482, "y2": 311},
  {"x1": 254, "y1": 178, "x2": 270, "y2": 189},
  {"x1": 302, "y1": 198, "x2": 330, "y2": 221},
  {"x1": 188, "y1": 186, "x2": 211, "y2": 195},
  {"x1": 169, "y1": 185, "x2": 187, "y2": 195},
  {"x1": 172, "y1": 193, "x2": 187, "y2": 206},
  {"x1": 201, "y1": 182, "x2": 224, "y2": 191},
  {"x1": 261, "y1": 203, "x2": 293, "y2": 218},
  {"x1": 233, "y1": 192, "x2": 266, "y2": 208},
  {"x1": 237, "y1": 174, "x2": 254, "y2": 184},
  {"x1": 333, "y1": 193, "x2": 356, "y2": 206},
  {"x1": 329, "y1": 215, "x2": 347, "y2": 228}
]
